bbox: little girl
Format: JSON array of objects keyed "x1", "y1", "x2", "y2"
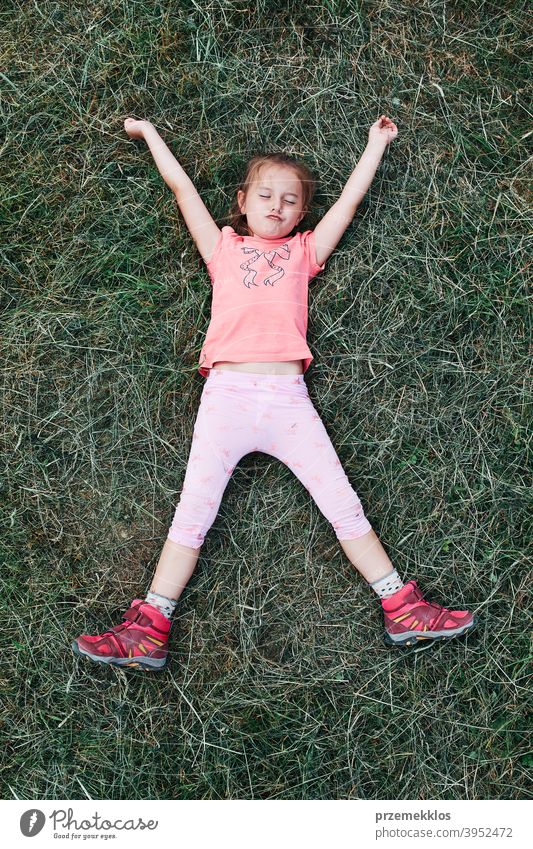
[{"x1": 72, "y1": 115, "x2": 476, "y2": 671}]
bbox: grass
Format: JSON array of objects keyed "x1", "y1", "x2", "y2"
[{"x1": 1, "y1": 0, "x2": 531, "y2": 800}]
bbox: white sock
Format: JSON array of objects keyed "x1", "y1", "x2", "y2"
[
  {"x1": 369, "y1": 569, "x2": 405, "y2": 599},
  {"x1": 145, "y1": 591, "x2": 177, "y2": 620}
]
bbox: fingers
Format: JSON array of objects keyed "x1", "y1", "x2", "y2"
[{"x1": 375, "y1": 114, "x2": 395, "y2": 126}]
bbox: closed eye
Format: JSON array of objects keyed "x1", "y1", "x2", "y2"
[{"x1": 259, "y1": 194, "x2": 296, "y2": 204}]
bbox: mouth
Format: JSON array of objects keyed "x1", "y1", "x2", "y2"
[{"x1": 267, "y1": 215, "x2": 281, "y2": 221}]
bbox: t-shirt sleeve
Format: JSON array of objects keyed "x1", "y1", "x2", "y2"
[
  {"x1": 205, "y1": 225, "x2": 232, "y2": 284},
  {"x1": 299, "y1": 229, "x2": 326, "y2": 281}
]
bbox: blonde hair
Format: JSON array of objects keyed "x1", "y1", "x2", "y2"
[{"x1": 226, "y1": 153, "x2": 317, "y2": 237}]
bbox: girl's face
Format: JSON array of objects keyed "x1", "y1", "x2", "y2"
[{"x1": 237, "y1": 164, "x2": 307, "y2": 239}]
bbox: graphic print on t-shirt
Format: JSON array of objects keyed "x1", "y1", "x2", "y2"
[{"x1": 239, "y1": 242, "x2": 291, "y2": 288}]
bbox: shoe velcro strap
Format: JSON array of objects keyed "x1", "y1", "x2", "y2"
[{"x1": 123, "y1": 606, "x2": 152, "y2": 628}]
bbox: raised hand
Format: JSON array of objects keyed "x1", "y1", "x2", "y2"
[{"x1": 368, "y1": 114, "x2": 398, "y2": 147}]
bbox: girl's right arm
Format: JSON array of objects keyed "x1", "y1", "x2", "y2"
[{"x1": 124, "y1": 118, "x2": 221, "y2": 265}]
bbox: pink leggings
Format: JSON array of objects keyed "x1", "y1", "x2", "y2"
[{"x1": 167, "y1": 369, "x2": 373, "y2": 549}]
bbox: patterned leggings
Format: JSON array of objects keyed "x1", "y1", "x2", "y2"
[{"x1": 167, "y1": 369, "x2": 373, "y2": 549}]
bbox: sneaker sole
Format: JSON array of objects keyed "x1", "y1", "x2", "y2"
[
  {"x1": 383, "y1": 615, "x2": 478, "y2": 648},
  {"x1": 71, "y1": 640, "x2": 167, "y2": 671}
]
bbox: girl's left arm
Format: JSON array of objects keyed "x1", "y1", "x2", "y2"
[{"x1": 313, "y1": 115, "x2": 398, "y2": 268}]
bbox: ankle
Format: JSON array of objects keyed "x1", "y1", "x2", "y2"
[
  {"x1": 145, "y1": 591, "x2": 177, "y2": 620},
  {"x1": 369, "y1": 568, "x2": 405, "y2": 599}
]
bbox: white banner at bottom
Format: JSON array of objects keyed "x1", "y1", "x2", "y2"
[{"x1": 2, "y1": 799, "x2": 530, "y2": 849}]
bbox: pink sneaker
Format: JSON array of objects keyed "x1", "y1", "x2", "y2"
[
  {"x1": 382, "y1": 580, "x2": 476, "y2": 648},
  {"x1": 72, "y1": 599, "x2": 171, "y2": 671}
]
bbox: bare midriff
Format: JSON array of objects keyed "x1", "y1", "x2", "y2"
[{"x1": 212, "y1": 359, "x2": 303, "y2": 375}]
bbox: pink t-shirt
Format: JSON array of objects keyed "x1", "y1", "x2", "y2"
[{"x1": 198, "y1": 226, "x2": 326, "y2": 377}]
